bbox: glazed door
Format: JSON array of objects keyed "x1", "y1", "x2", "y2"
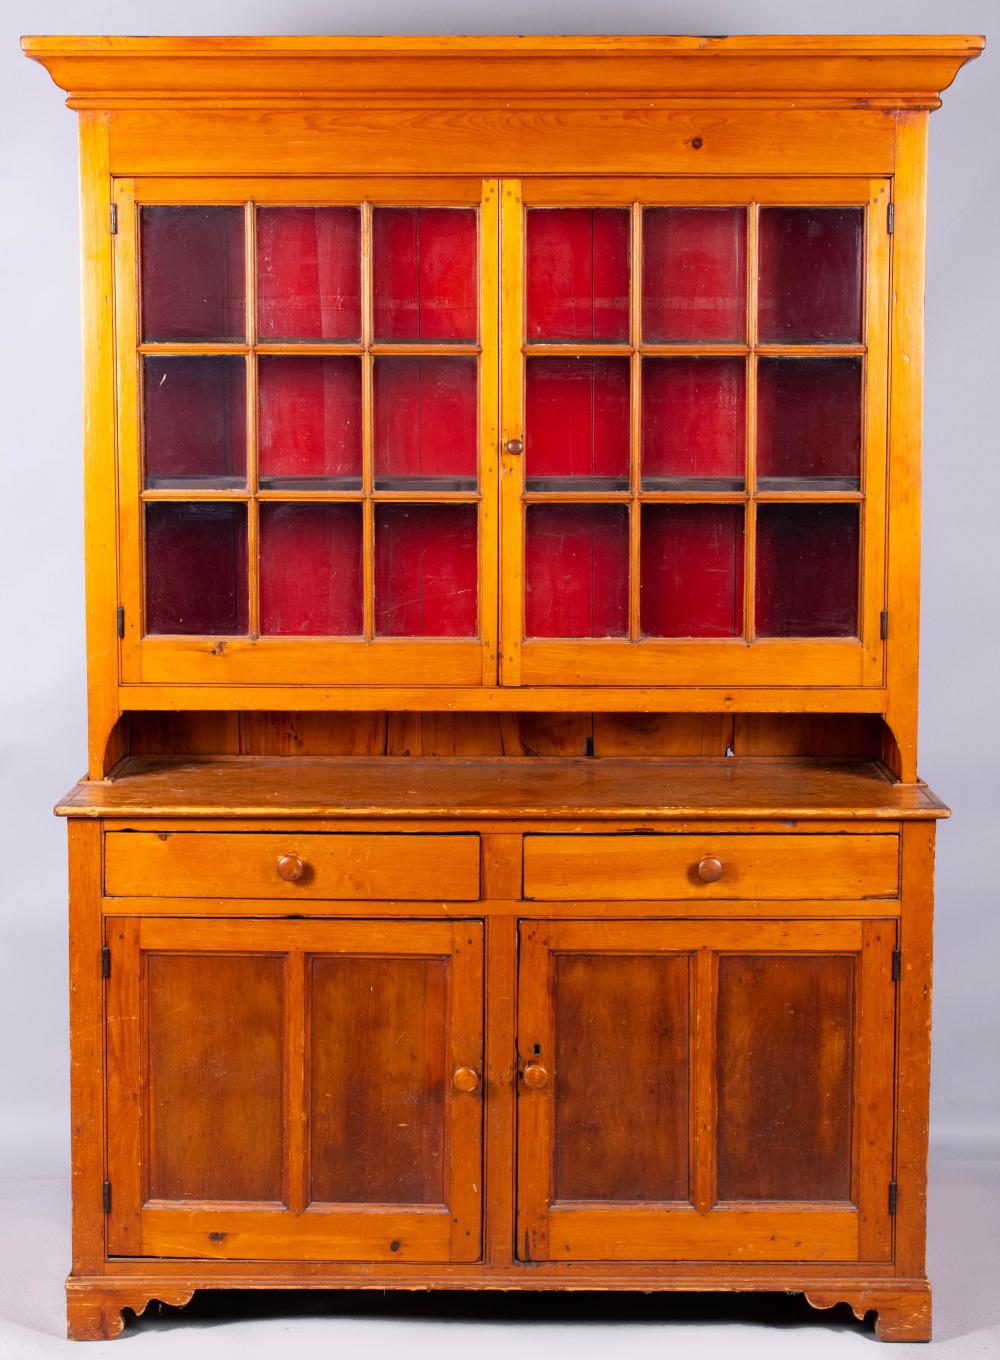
[
  {"x1": 114, "y1": 177, "x2": 499, "y2": 688},
  {"x1": 499, "y1": 177, "x2": 890, "y2": 689},
  {"x1": 106, "y1": 919, "x2": 483, "y2": 1261},
  {"x1": 516, "y1": 919, "x2": 895, "y2": 1262}
]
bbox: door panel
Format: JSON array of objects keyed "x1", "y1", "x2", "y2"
[
  {"x1": 517, "y1": 919, "x2": 895, "y2": 1263},
  {"x1": 716, "y1": 954, "x2": 854, "y2": 1202},
  {"x1": 107, "y1": 918, "x2": 483, "y2": 1261},
  {"x1": 553, "y1": 953, "x2": 690, "y2": 1202},
  {"x1": 146, "y1": 952, "x2": 285, "y2": 1203},
  {"x1": 309, "y1": 954, "x2": 448, "y2": 1204}
]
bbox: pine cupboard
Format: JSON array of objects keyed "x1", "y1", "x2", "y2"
[{"x1": 24, "y1": 33, "x2": 981, "y2": 1342}]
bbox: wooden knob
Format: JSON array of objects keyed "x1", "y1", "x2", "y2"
[
  {"x1": 452, "y1": 1066, "x2": 480, "y2": 1093},
  {"x1": 522, "y1": 1062, "x2": 550, "y2": 1089},
  {"x1": 696, "y1": 855, "x2": 724, "y2": 884},
  {"x1": 505, "y1": 438, "x2": 524, "y2": 455},
  {"x1": 276, "y1": 854, "x2": 305, "y2": 883}
]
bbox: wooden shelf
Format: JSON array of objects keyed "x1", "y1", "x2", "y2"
[{"x1": 57, "y1": 755, "x2": 947, "y2": 821}]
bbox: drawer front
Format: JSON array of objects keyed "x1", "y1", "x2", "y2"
[
  {"x1": 104, "y1": 832, "x2": 481, "y2": 900},
  {"x1": 523, "y1": 834, "x2": 899, "y2": 900}
]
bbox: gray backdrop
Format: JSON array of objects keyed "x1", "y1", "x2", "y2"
[{"x1": 2, "y1": 0, "x2": 997, "y2": 1180}]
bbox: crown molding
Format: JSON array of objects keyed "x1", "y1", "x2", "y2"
[{"x1": 22, "y1": 34, "x2": 985, "y2": 112}]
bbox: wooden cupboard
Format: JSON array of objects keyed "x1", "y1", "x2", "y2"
[{"x1": 24, "y1": 33, "x2": 981, "y2": 1342}]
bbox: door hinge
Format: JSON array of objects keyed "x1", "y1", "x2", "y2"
[
  {"x1": 888, "y1": 1180, "x2": 898, "y2": 1215},
  {"x1": 102, "y1": 1179, "x2": 112, "y2": 1214},
  {"x1": 110, "y1": 203, "x2": 118, "y2": 235},
  {"x1": 116, "y1": 606, "x2": 125, "y2": 639},
  {"x1": 880, "y1": 609, "x2": 889, "y2": 641},
  {"x1": 887, "y1": 201, "x2": 894, "y2": 235},
  {"x1": 101, "y1": 946, "x2": 111, "y2": 979},
  {"x1": 892, "y1": 947, "x2": 902, "y2": 982}
]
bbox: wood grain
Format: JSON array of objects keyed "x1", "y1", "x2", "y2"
[
  {"x1": 59, "y1": 756, "x2": 947, "y2": 820},
  {"x1": 105, "y1": 830, "x2": 481, "y2": 899},
  {"x1": 524, "y1": 832, "x2": 900, "y2": 900}
]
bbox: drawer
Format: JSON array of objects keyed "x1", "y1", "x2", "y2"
[
  {"x1": 523, "y1": 833, "x2": 899, "y2": 900},
  {"x1": 104, "y1": 832, "x2": 481, "y2": 900}
]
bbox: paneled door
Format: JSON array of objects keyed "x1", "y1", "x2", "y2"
[
  {"x1": 516, "y1": 919, "x2": 895, "y2": 1262},
  {"x1": 105, "y1": 919, "x2": 483, "y2": 1261},
  {"x1": 499, "y1": 177, "x2": 890, "y2": 689}
]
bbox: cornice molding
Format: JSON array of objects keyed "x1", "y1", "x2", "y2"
[{"x1": 22, "y1": 34, "x2": 985, "y2": 112}]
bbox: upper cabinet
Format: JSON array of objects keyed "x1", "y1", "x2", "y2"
[
  {"x1": 21, "y1": 34, "x2": 984, "y2": 756},
  {"x1": 113, "y1": 173, "x2": 888, "y2": 693}
]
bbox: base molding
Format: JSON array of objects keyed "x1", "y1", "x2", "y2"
[{"x1": 66, "y1": 1273, "x2": 931, "y2": 1342}]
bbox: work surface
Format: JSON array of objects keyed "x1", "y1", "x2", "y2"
[{"x1": 56, "y1": 756, "x2": 948, "y2": 821}]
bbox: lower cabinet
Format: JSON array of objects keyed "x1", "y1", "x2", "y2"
[
  {"x1": 104, "y1": 914, "x2": 896, "y2": 1269},
  {"x1": 516, "y1": 919, "x2": 896, "y2": 1265},
  {"x1": 104, "y1": 918, "x2": 484, "y2": 1261}
]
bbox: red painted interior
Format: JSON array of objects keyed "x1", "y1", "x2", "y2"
[
  {"x1": 145, "y1": 502, "x2": 248, "y2": 635},
  {"x1": 373, "y1": 207, "x2": 478, "y2": 341},
  {"x1": 259, "y1": 503, "x2": 363, "y2": 635},
  {"x1": 526, "y1": 208, "x2": 630, "y2": 341},
  {"x1": 525, "y1": 357, "x2": 630, "y2": 488},
  {"x1": 143, "y1": 356, "x2": 246, "y2": 488},
  {"x1": 642, "y1": 207, "x2": 747, "y2": 342},
  {"x1": 141, "y1": 205, "x2": 245, "y2": 342},
  {"x1": 374, "y1": 357, "x2": 478, "y2": 488},
  {"x1": 640, "y1": 504, "x2": 745, "y2": 637},
  {"x1": 258, "y1": 357, "x2": 363, "y2": 488},
  {"x1": 524, "y1": 504, "x2": 629, "y2": 637},
  {"x1": 256, "y1": 206, "x2": 362, "y2": 341},
  {"x1": 757, "y1": 358, "x2": 862, "y2": 488},
  {"x1": 755, "y1": 503, "x2": 859, "y2": 637},
  {"x1": 641, "y1": 357, "x2": 745, "y2": 487},
  {"x1": 758, "y1": 207, "x2": 863, "y2": 342},
  {"x1": 375, "y1": 504, "x2": 478, "y2": 636}
]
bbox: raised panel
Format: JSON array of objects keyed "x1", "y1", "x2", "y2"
[
  {"x1": 553, "y1": 953, "x2": 690, "y2": 1202},
  {"x1": 146, "y1": 952, "x2": 284, "y2": 1203},
  {"x1": 716, "y1": 954, "x2": 855, "y2": 1201},
  {"x1": 310, "y1": 954, "x2": 448, "y2": 1204}
]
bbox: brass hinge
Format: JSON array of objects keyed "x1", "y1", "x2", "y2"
[
  {"x1": 110, "y1": 203, "x2": 118, "y2": 235},
  {"x1": 116, "y1": 606, "x2": 125, "y2": 639},
  {"x1": 888, "y1": 1180, "x2": 898, "y2": 1215},
  {"x1": 880, "y1": 609, "x2": 889, "y2": 641},
  {"x1": 892, "y1": 948, "x2": 902, "y2": 983},
  {"x1": 102, "y1": 1179, "x2": 112, "y2": 1214},
  {"x1": 887, "y1": 202, "x2": 894, "y2": 235},
  {"x1": 101, "y1": 946, "x2": 111, "y2": 979}
]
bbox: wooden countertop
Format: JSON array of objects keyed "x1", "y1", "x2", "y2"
[{"x1": 56, "y1": 756, "x2": 948, "y2": 821}]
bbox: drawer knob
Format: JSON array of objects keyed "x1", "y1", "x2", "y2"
[
  {"x1": 452, "y1": 1066, "x2": 481, "y2": 1094},
  {"x1": 696, "y1": 855, "x2": 724, "y2": 884},
  {"x1": 522, "y1": 1062, "x2": 550, "y2": 1090},
  {"x1": 505, "y1": 437, "x2": 524, "y2": 455},
  {"x1": 276, "y1": 854, "x2": 306, "y2": 883}
]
